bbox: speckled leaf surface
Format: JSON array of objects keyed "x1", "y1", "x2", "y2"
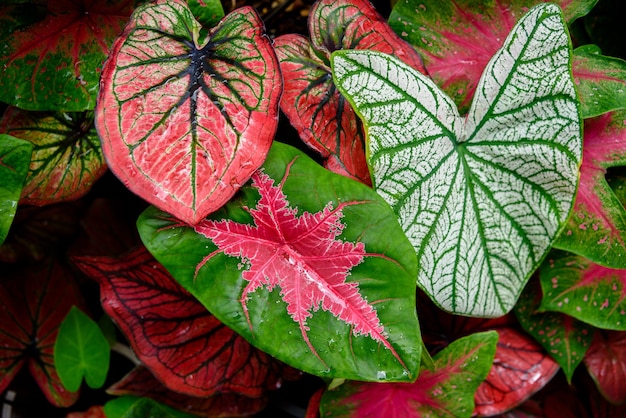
[
  {"x1": 554, "y1": 110, "x2": 626, "y2": 268},
  {"x1": 0, "y1": 108, "x2": 105, "y2": 206},
  {"x1": 274, "y1": 0, "x2": 425, "y2": 185},
  {"x1": 332, "y1": 4, "x2": 582, "y2": 316},
  {"x1": 583, "y1": 330, "x2": 626, "y2": 405},
  {"x1": 95, "y1": 0, "x2": 281, "y2": 225},
  {"x1": 0, "y1": 0, "x2": 134, "y2": 111},
  {"x1": 388, "y1": 0, "x2": 597, "y2": 114},
  {"x1": 539, "y1": 250, "x2": 626, "y2": 331},
  {"x1": 138, "y1": 142, "x2": 421, "y2": 382},
  {"x1": 0, "y1": 134, "x2": 32, "y2": 244}
]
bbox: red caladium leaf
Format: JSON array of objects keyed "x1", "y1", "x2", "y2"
[
  {"x1": 515, "y1": 278, "x2": 594, "y2": 383},
  {"x1": 0, "y1": 107, "x2": 106, "y2": 205},
  {"x1": 319, "y1": 332, "x2": 498, "y2": 418},
  {"x1": 72, "y1": 246, "x2": 286, "y2": 398},
  {"x1": 274, "y1": 0, "x2": 426, "y2": 185},
  {"x1": 388, "y1": 0, "x2": 597, "y2": 114},
  {"x1": 583, "y1": 330, "x2": 626, "y2": 405},
  {"x1": 138, "y1": 142, "x2": 421, "y2": 381},
  {"x1": 554, "y1": 110, "x2": 626, "y2": 268},
  {"x1": 539, "y1": 250, "x2": 626, "y2": 330},
  {"x1": 0, "y1": 0, "x2": 134, "y2": 111},
  {"x1": 96, "y1": 0, "x2": 281, "y2": 225},
  {"x1": 107, "y1": 366, "x2": 269, "y2": 417},
  {"x1": 0, "y1": 258, "x2": 83, "y2": 407}
]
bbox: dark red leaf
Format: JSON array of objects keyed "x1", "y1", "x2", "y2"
[
  {"x1": 73, "y1": 247, "x2": 286, "y2": 398},
  {"x1": 0, "y1": 258, "x2": 83, "y2": 407},
  {"x1": 583, "y1": 330, "x2": 626, "y2": 405},
  {"x1": 107, "y1": 366, "x2": 268, "y2": 417}
]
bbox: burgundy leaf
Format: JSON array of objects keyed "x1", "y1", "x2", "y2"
[
  {"x1": 274, "y1": 0, "x2": 426, "y2": 185},
  {"x1": 0, "y1": 258, "x2": 83, "y2": 407},
  {"x1": 107, "y1": 366, "x2": 268, "y2": 417},
  {"x1": 583, "y1": 330, "x2": 626, "y2": 405},
  {"x1": 192, "y1": 162, "x2": 404, "y2": 368},
  {"x1": 73, "y1": 247, "x2": 286, "y2": 398},
  {"x1": 95, "y1": 0, "x2": 281, "y2": 225},
  {"x1": 0, "y1": 108, "x2": 106, "y2": 205}
]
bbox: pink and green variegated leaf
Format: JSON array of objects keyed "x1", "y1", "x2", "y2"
[
  {"x1": 554, "y1": 110, "x2": 626, "y2": 268},
  {"x1": 137, "y1": 141, "x2": 421, "y2": 382},
  {"x1": 319, "y1": 331, "x2": 498, "y2": 418},
  {"x1": 389, "y1": 0, "x2": 597, "y2": 114},
  {"x1": 96, "y1": 0, "x2": 281, "y2": 225},
  {"x1": 0, "y1": 0, "x2": 134, "y2": 111},
  {"x1": 274, "y1": 0, "x2": 425, "y2": 186},
  {"x1": 0, "y1": 134, "x2": 32, "y2": 244},
  {"x1": 0, "y1": 107, "x2": 106, "y2": 205},
  {"x1": 514, "y1": 278, "x2": 594, "y2": 383},
  {"x1": 573, "y1": 45, "x2": 626, "y2": 119},
  {"x1": 539, "y1": 250, "x2": 626, "y2": 330},
  {"x1": 583, "y1": 330, "x2": 626, "y2": 405}
]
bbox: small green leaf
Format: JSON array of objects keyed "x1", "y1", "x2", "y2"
[
  {"x1": 0, "y1": 134, "x2": 32, "y2": 245},
  {"x1": 104, "y1": 396, "x2": 197, "y2": 418},
  {"x1": 54, "y1": 306, "x2": 110, "y2": 392},
  {"x1": 187, "y1": 0, "x2": 224, "y2": 28}
]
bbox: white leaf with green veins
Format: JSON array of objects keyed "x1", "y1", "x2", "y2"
[{"x1": 331, "y1": 3, "x2": 582, "y2": 317}]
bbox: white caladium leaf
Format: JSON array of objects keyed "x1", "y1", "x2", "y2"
[{"x1": 331, "y1": 4, "x2": 582, "y2": 316}]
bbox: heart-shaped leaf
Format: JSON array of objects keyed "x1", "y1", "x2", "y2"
[
  {"x1": 0, "y1": 134, "x2": 32, "y2": 245},
  {"x1": 274, "y1": 0, "x2": 426, "y2": 185},
  {"x1": 138, "y1": 141, "x2": 421, "y2": 382},
  {"x1": 54, "y1": 306, "x2": 110, "y2": 392},
  {"x1": 319, "y1": 331, "x2": 498, "y2": 418},
  {"x1": 332, "y1": 4, "x2": 582, "y2": 316},
  {"x1": 95, "y1": 0, "x2": 281, "y2": 225},
  {"x1": 73, "y1": 247, "x2": 286, "y2": 398},
  {"x1": 0, "y1": 0, "x2": 134, "y2": 111},
  {"x1": 0, "y1": 108, "x2": 106, "y2": 205},
  {"x1": 388, "y1": 0, "x2": 598, "y2": 114},
  {"x1": 554, "y1": 110, "x2": 626, "y2": 268},
  {"x1": 539, "y1": 250, "x2": 626, "y2": 330},
  {"x1": 514, "y1": 277, "x2": 594, "y2": 383},
  {"x1": 583, "y1": 330, "x2": 626, "y2": 405}
]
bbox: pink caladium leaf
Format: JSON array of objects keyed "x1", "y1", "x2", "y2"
[
  {"x1": 554, "y1": 110, "x2": 626, "y2": 267},
  {"x1": 318, "y1": 331, "x2": 498, "y2": 418},
  {"x1": 274, "y1": 0, "x2": 426, "y2": 185},
  {"x1": 514, "y1": 277, "x2": 594, "y2": 383},
  {"x1": 583, "y1": 330, "x2": 626, "y2": 405},
  {"x1": 95, "y1": 0, "x2": 281, "y2": 225},
  {"x1": 388, "y1": 0, "x2": 597, "y2": 114},
  {"x1": 72, "y1": 246, "x2": 287, "y2": 398},
  {"x1": 539, "y1": 250, "x2": 626, "y2": 330},
  {"x1": 0, "y1": 258, "x2": 84, "y2": 407},
  {"x1": 138, "y1": 142, "x2": 421, "y2": 381},
  {"x1": 0, "y1": 107, "x2": 106, "y2": 205},
  {"x1": 0, "y1": 0, "x2": 134, "y2": 111}
]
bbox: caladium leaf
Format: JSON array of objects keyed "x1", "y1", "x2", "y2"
[
  {"x1": 0, "y1": 107, "x2": 106, "y2": 205},
  {"x1": 187, "y1": 0, "x2": 224, "y2": 28},
  {"x1": 539, "y1": 250, "x2": 626, "y2": 330},
  {"x1": 332, "y1": 4, "x2": 582, "y2": 316},
  {"x1": 514, "y1": 277, "x2": 594, "y2": 383},
  {"x1": 274, "y1": 0, "x2": 426, "y2": 185},
  {"x1": 0, "y1": 0, "x2": 134, "y2": 111},
  {"x1": 583, "y1": 330, "x2": 626, "y2": 405},
  {"x1": 0, "y1": 134, "x2": 32, "y2": 245},
  {"x1": 104, "y1": 395, "x2": 196, "y2": 418},
  {"x1": 319, "y1": 331, "x2": 498, "y2": 418},
  {"x1": 0, "y1": 258, "x2": 83, "y2": 407},
  {"x1": 138, "y1": 141, "x2": 421, "y2": 381},
  {"x1": 72, "y1": 247, "x2": 286, "y2": 398},
  {"x1": 388, "y1": 0, "x2": 598, "y2": 114},
  {"x1": 96, "y1": 0, "x2": 281, "y2": 225},
  {"x1": 554, "y1": 110, "x2": 626, "y2": 268}
]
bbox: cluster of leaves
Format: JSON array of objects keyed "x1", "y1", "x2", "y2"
[{"x1": 1, "y1": 0, "x2": 626, "y2": 417}]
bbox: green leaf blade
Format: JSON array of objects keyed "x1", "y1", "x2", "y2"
[
  {"x1": 0, "y1": 134, "x2": 32, "y2": 245},
  {"x1": 332, "y1": 4, "x2": 582, "y2": 317}
]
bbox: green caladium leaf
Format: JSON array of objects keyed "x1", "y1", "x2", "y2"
[
  {"x1": 105, "y1": 396, "x2": 196, "y2": 418},
  {"x1": 187, "y1": 0, "x2": 224, "y2": 28},
  {"x1": 0, "y1": 134, "x2": 32, "y2": 245},
  {"x1": 138, "y1": 141, "x2": 421, "y2": 382},
  {"x1": 332, "y1": 4, "x2": 582, "y2": 317},
  {"x1": 539, "y1": 250, "x2": 626, "y2": 330},
  {"x1": 54, "y1": 306, "x2": 110, "y2": 392}
]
